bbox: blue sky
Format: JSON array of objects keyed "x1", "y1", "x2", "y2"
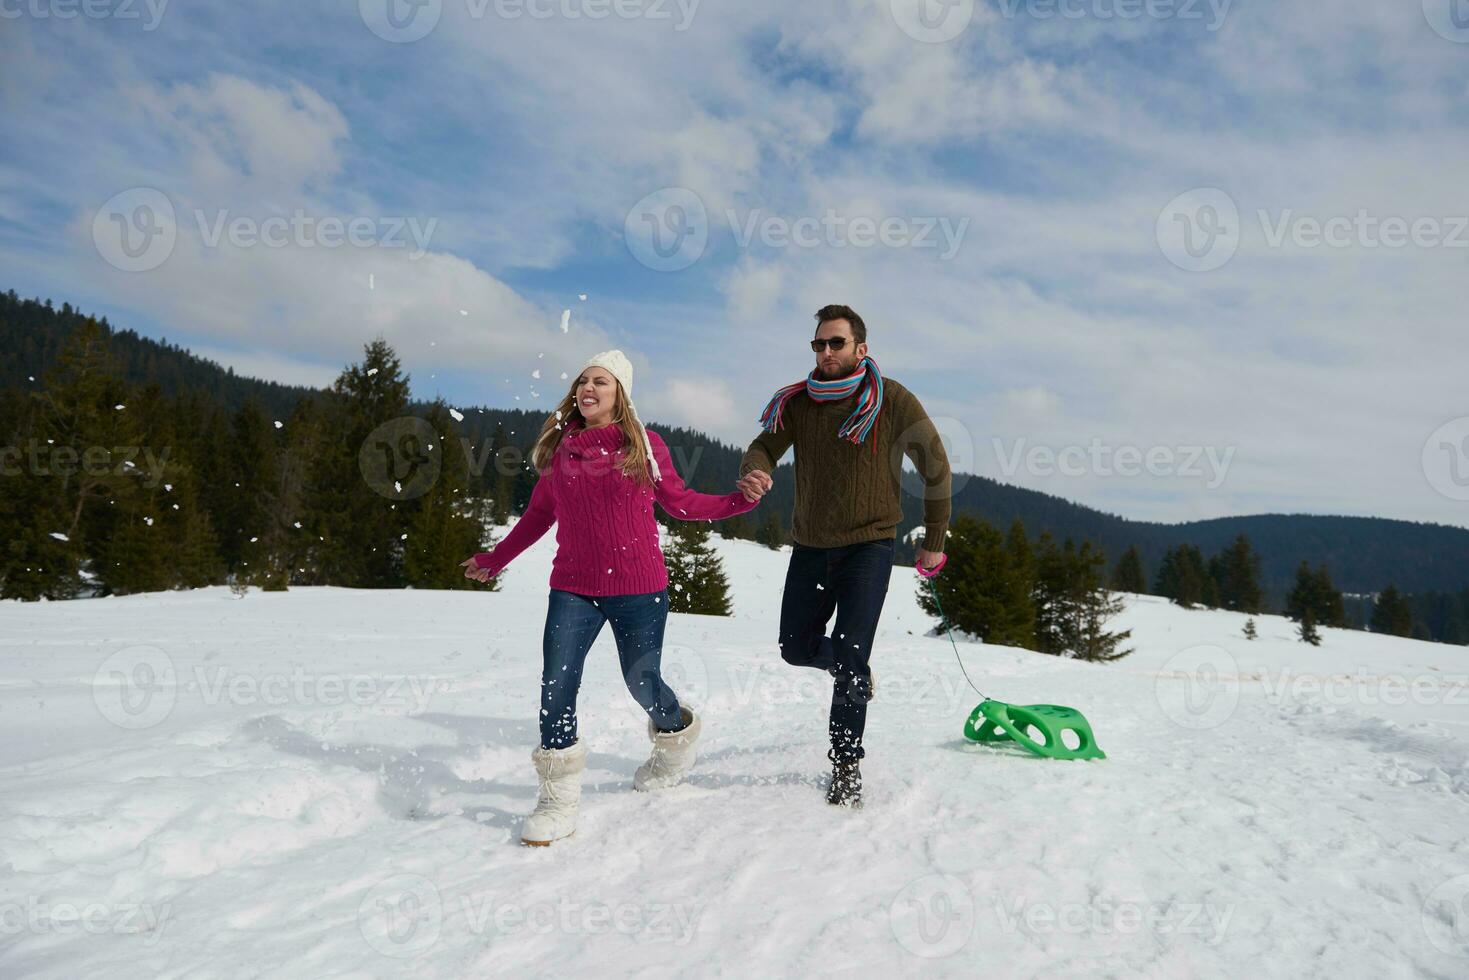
[{"x1": 3, "y1": 0, "x2": 1468, "y2": 527}]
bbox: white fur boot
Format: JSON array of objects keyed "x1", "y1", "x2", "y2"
[
  {"x1": 634, "y1": 706, "x2": 701, "y2": 791},
  {"x1": 521, "y1": 740, "x2": 588, "y2": 846}
]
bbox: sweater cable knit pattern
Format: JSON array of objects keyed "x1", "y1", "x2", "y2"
[{"x1": 739, "y1": 376, "x2": 952, "y2": 552}]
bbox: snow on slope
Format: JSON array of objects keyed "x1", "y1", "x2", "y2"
[{"x1": 2, "y1": 526, "x2": 1468, "y2": 978}]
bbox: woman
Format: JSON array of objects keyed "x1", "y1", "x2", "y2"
[{"x1": 461, "y1": 349, "x2": 759, "y2": 846}]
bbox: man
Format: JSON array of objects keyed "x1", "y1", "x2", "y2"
[{"x1": 736, "y1": 305, "x2": 951, "y2": 807}]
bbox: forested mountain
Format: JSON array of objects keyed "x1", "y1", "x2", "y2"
[{"x1": 5, "y1": 289, "x2": 1467, "y2": 612}]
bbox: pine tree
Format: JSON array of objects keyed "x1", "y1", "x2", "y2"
[
  {"x1": 243, "y1": 395, "x2": 320, "y2": 590},
  {"x1": 1005, "y1": 519, "x2": 1034, "y2": 595},
  {"x1": 0, "y1": 454, "x2": 79, "y2": 600},
  {"x1": 918, "y1": 515, "x2": 1034, "y2": 648},
  {"x1": 96, "y1": 492, "x2": 173, "y2": 594},
  {"x1": 1111, "y1": 545, "x2": 1146, "y2": 594},
  {"x1": 0, "y1": 387, "x2": 74, "y2": 599},
  {"x1": 1073, "y1": 542, "x2": 1133, "y2": 662},
  {"x1": 757, "y1": 512, "x2": 785, "y2": 550},
  {"x1": 1285, "y1": 561, "x2": 1315, "y2": 621},
  {"x1": 306, "y1": 340, "x2": 414, "y2": 588},
  {"x1": 1314, "y1": 565, "x2": 1346, "y2": 627},
  {"x1": 173, "y1": 487, "x2": 226, "y2": 589},
  {"x1": 718, "y1": 514, "x2": 753, "y2": 541},
  {"x1": 1033, "y1": 536, "x2": 1131, "y2": 660},
  {"x1": 218, "y1": 399, "x2": 279, "y2": 571},
  {"x1": 1286, "y1": 561, "x2": 1345, "y2": 629},
  {"x1": 1214, "y1": 535, "x2": 1264, "y2": 613},
  {"x1": 1369, "y1": 584, "x2": 1413, "y2": 637},
  {"x1": 1202, "y1": 563, "x2": 1222, "y2": 610},
  {"x1": 403, "y1": 403, "x2": 491, "y2": 590},
  {"x1": 26, "y1": 318, "x2": 141, "y2": 596},
  {"x1": 1299, "y1": 609, "x2": 1322, "y2": 646},
  {"x1": 662, "y1": 519, "x2": 733, "y2": 616},
  {"x1": 489, "y1": 423, "x2": 515, "y2": 526},
  {"x1": 1243, "y1": 617, "x2": 1258, "y2": 640},
  {"x1": 1155, "y1": 545, "x2": 1208, "y2": 609}
]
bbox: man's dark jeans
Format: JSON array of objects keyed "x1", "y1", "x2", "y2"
[{"x1": 777, "y1": 537, "x2": 894, "y2": 762}]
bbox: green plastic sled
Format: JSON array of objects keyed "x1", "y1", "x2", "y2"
[{"x1": 963, "y1": 699, "x2": 1106, "y2": 761}]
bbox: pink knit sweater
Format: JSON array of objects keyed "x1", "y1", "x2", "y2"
[{"x1": 471, "y1": 422, "x2": 758, "y2": 596}]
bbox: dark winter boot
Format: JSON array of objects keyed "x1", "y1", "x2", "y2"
[{"x1": 826, "y1": 758, "x2": 863, "y2": 808}]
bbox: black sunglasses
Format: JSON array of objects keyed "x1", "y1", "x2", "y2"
[{"x1": 810, "y1": 338, "x2": 850, "y2": 352}]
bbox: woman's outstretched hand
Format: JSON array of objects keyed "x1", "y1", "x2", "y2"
[{"x1": 461, "y1": 557, "x2": 493, "y2": 583}]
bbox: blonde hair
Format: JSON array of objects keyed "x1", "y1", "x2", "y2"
[{"x1": 532, "y1": 373, "x2": 653, "y2": 484}]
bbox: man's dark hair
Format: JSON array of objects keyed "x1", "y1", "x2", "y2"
[{"x1": 814, "y1": 304, "x2": 866, "y2": 345}]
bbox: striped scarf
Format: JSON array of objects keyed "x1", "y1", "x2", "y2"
[{"x1": 759, "y1": 357, "x2": 885, "y2": 447}]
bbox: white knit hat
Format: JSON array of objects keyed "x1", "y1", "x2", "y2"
[{"x1": 578, "y1": 349, "x2": 662, "y2": 481}]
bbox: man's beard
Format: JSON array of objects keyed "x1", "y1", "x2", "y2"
[{"x1": 818, "y1": 360, "x2": 854, "y2": 380}]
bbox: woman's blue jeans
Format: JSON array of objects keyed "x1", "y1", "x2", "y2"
[{"x1": 539, "y1": 588, "x2": 683, "y2": 749}]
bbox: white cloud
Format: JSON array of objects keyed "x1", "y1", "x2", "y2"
[
  {"x1": 640, "y1": 376, "x2": 749, "y2": 445},
  {"x1": 1003, "y1": 386, "x2": 1063, "y2": 417},
  {"x1": 9, "y1": 2, "x2": 1469, "y2": 529},
  {"x1": 131, "y1": 73, "x2": 350, "y2": 200},
  {"x1": 188, "y1": 345, "x2": 341, "y2": 390},
  {"x1": 722, "y1": 260, "x2": 786, "y2": 324}
]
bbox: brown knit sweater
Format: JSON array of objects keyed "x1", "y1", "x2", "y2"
[{"x1": 739, "y1": 376, "x2": 951, "y2": 552}]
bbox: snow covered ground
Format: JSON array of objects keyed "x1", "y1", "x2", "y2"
[{"x1": 3, "y1": 527, "x2": 1468, "y2": 977}]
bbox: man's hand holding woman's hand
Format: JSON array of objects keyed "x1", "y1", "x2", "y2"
[{"x1": 737, "y1": 469, "x2": 773, "y2": 503}]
